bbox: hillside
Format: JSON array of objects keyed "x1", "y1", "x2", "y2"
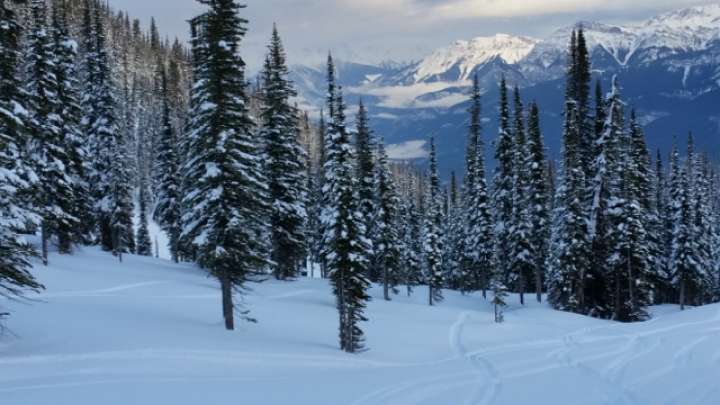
[{"x1": 1, "y1": 250, "x2": 719, "y2": 405}]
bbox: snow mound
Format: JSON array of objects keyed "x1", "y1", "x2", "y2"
[{"x1": 1, "y1": 249, "x2": 719, "y2": 404}]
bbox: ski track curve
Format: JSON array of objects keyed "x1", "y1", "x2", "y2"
[{"x1": 450, "y1": 311, "x2": 501, "y2": 405}]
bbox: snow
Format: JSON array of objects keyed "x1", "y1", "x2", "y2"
[
  {"x1": 412, "y1": 34, "x2": 539, "y2": 83},
  {"x1": 2, "y1": 250, "x2": 720, "y2": 405}
]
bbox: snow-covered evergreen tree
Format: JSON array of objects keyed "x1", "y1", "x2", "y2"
[
  {"x1": 260, "y1": 25, "x2": 307, "y2": 280},
  {"x1": 0, "y1": 0, "x2": 44, "y2": 309},
  {"x1": 669, "y1": 136, "x2": 709, "y2": 309},
  {"x1": 181, "y1": 0, "x2": 269, "y2": 330},
  {"x1": 374, "y1": 139, "x2": 401, "y2": 300},
  {"x1": 492, "y1": 75, "x2": 514, "y2": 285},
  {"x1": 305, "y1": 110, "x2": 325, "y2": 277},
  {"x1": 424, "y1": 138, "x2": 444, "y2": 306},
  {"x1": 322, "y1": 83, "x2": 371, "y2": 352},
  {"x1": 354, "y1": 100, "x2": 377, "y2": 280},
  {"x1": 51, "y1": 0, "x2": 91, "y2": 245},
  {"x1": 399, "y1": 176, "x2": 423, "y2": 297},
  {"x1": 526, "y1": 102, "x2": 549, "y2": 302},
  {"x1": 461, "y1": 74, "x2": 493, "y2": 297},
  {"x1": 135, "y1": 182, "x2": 152, "y2": 256},
  {"x1": 153, "y1": 62, "x2": 182, "y2": 262},
  {"x1": 507, "y1": 86, "x2": 533, "y2": 305},
  {"x1": 601, "y1": 91, "x2": 652, "y2": 322},
  {"x1": 25, "y1": 0, "x2": 78, "y2": 263},
  {"x1": 547, "y1": 30, "x2": 592, "y2": 315}
]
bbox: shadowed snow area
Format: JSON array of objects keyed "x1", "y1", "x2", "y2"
[{"x1": 1, "y1": 248, "x2": 719, "y2": 405}]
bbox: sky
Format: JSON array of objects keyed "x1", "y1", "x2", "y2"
[{"x1": 107, "y1": 0, "x2": 719, "y2": 70}]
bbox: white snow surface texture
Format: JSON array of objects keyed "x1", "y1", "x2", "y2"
[{"x1": 2, "y1": 248, "x2": 719, "y2": 405}]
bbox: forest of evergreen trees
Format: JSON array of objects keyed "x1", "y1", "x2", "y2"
[{"x1": 1, "y1": 0, "x2": 718, "y2": 352}]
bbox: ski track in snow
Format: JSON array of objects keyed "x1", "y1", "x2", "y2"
[
  {"x1": 40, "y1": 281, "x2": 170, "y2": 298},
  {"x1": 449, "y1": 311, "x2": 501, "y2": 405}
]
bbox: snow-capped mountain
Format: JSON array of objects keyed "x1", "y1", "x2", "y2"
[
  {"x1": 523, "y1": 4, "x2": 720, "y2": 82},
  {"x1": 289, "y1": 4, "x2": 720, "y2": 177},
  {"x1": 398, "y1": 34, "x2": 539, "y2": 84}
]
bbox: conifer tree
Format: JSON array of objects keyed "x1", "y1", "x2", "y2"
[
  {"x1": 547, "y1": 30, "x2": 592, "y2": 315},
  {"x1": 0, "y1": 0, "x2": 44, "y2": 308},
  {"x1": 260, "y1": 25, "x2": 307, "y2": 280},
  {"x1": 399, "y1": 176, "x2": 423, "y2": 297},
  {"x1": 374, "y1": 139, "x2": 401, "y2": 300},
  {"x1": 547, "y1": 97, "x2": 590, "y2": 313},
  {"x1": 425, "y1": 138, "x2": 444, "y2": 306},
  {"x1": 508, "y1": 86, "x2": 533, "y2": 305},
  {"x1": 669, "y1": 136, "x2": 707, "y2": 309},
  {"x1": 355, "y1": 100, "x2": 377, "y2": 280},
  {"x1": 601, "y1": 93, "x2": 651, "y2": 321},
  {"x1": 461, "y1": 74, "x2": 493, "y2": 297},
  {"x1": 654, "y1": 150, "x2": 673, "y2": 302},
  {"x1": 306, "y1": 110, "x2": 325, "y2": 276},
  {"x1": 52, "y1": 0, "x2": 91, "y2": 245},
  {"x1": 322, "y1": 83, "x2": 371, "y2": 352},
  {"x1": 181, "y1": 0, "x2": 269, "y2": 330},
  {"x1": 492, "y1": 76, "x2": 514, "y2": 284},
  {"x1": 444, "y1": 171, "x2": 462, "y2": 290},
  {"x1": 135, "y1": 182, "x2": 152, "y2": 256},
  {"x1": 26, "y1": 0, "x2": 78, "y2": 263},
  {"x1": 153, "y1": 63, "x2": 182, "y2": 262},
  {"x1": 526, "y1": 102, "x2": 549, "y2": 302}
]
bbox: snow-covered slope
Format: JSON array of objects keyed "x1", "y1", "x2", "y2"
[
  {"x1": 2, "y1": 249, "x2": 719, "y2": 404},
  {"x1": 523, "y1": 4, "x2": 720, "y2": 81},
  {"x1": 407, "y1": 34, "x2": 539, "y2": 83}
]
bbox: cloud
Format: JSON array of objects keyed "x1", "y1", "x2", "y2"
[
  {"x1": 387, "y1": 140, "x2": 429, "y2": 160},
  {"x1": 107, "y1": 0, "x2": 717, "y2": 71},
  {"x1": 349, "y1": 81, "x2": 470, "y2": 109},
  {"x1": 343, "y1": 0, "x2": 718, "y2": 19}
]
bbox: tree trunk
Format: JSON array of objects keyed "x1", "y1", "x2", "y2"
[
  {"x1": 535, "y1": 267, "x2": 542, "y2": 303},
  {"x1": 428, "y1": 285, "x2": 433, "y2": 306},
  {"x1": 679, "y1": 277, "x2": 686, "y2": 311},
  {"x1": 519, "y1": 273, "x2": 525, "y2": 305},
  {"x1": 221, "y1": 271, "x2": 234, "y2": 330},
  {"x1": 383, "y1": 264, "x2": 390, "y2": 301},
  {"x1": 41, "y1": 223, "x2": 49, "y2": 266},
  {"x1": 614, "y1": 267, "x2": 621, "y2": 321}
]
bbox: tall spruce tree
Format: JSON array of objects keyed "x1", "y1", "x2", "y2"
[
  {"x1": 355, "y1": 100, "x2": 377, "y2": 280},
  {"x1": 306, "y1": 110, "x2": 325, "y2": 276},
  {"x1": 322, "y1": 83, "x2": 371, "y2": 352},
  {"x1": 461, "y1": 74, "x2": 493, "y2": 297},
  {"x1": 508, "y1": 86, "x2": 533, "y2": 305},
  {"x1": 374, "y1": 139, "x2": 401, "y2": 300},
  {"x1": 547, "y1": 30, "x2": 592, "y2": 315},
  {"x1": 0, "y1": 0, "x2": 44, "y2": 309},
  {"x1": 526, "y1": 102, "x2": 549, "y2": 302},
  {"x1": 425, "y1": 138, "x2": 444, "y2": 306},
  {"x1": 26, "y1": 0, "x2": 78, "y2": 263},
  {"x1": 153, "y1": 63, "x2": 182, "y2": 262},
  {"x1": 181, "y1": 0, "x2": 269, "y2": 330},
  {"x1": 261, "y1": 25, "x2": 307, "y2": 280},
  {"x1": 492, "y1": 75, "x2": 514, "y2": 285},
  {"x1": 52, "y1": 0, "x2": 91, "y2": 245}
]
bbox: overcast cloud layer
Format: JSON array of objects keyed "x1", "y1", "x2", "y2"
[{"x1": 108, "y1": 0, "x2": 718, "y2": 70}]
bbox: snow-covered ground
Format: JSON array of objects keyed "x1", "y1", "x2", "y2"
[{"x1": 2, "y1": 248, "x2": 719, "y2": 405}]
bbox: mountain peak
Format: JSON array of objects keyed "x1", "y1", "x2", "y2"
[{"x1": 412, "y1": 34, "x2": 539, "y2": 83}]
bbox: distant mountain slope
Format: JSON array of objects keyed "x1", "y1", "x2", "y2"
[{"x1": 290, "y1": 4, "x2": 720, "y2": 177}]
